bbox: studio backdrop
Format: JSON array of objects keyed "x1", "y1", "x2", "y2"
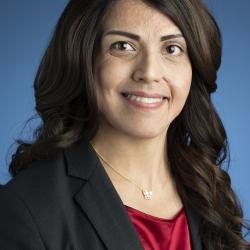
[{"x1": 0, "y1": 0, "x2": 249, "y2": 238}]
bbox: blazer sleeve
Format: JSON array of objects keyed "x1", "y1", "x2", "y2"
[{"x1": 0, "y1": 186, "x2": 46, "y2": 250}]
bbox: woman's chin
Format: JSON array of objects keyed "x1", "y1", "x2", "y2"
[{"x1": 121, "y1": 127, "x2": 168, "y2": 140}]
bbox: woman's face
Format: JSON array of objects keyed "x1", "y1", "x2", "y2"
[{"x1": 93, "y1": 0, "x2": 192, "y2": 139}]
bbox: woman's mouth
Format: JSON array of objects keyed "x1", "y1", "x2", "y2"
[{"x1": 121, "y1": 92, "x2": 168, "y2": 110}]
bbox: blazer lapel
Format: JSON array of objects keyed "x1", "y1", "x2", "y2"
[
  {"x1": 64, "y1": 137, "x2": 203, "y2": 250},
  {"x1": 183, "y1": 201, "x2": 203, "y2": 250},
  {"x1": 64, "y1": 137, "x2": 144, "y2": 250}
]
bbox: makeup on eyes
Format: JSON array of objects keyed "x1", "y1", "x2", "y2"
[
  {"x1": 102, "y1": 30, "x2": 187, "y2": 55},
  {"x1": 107, "y1": 40, "x2": 186, "y2": 58}
]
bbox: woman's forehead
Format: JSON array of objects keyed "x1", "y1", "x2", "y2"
[{"x1": 102, "y1": 0, "x2": 182, "y2": 35}]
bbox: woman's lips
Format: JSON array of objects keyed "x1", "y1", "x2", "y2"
[{"x1": 121, "y1": 93, "x2": 167, "y2": 110}]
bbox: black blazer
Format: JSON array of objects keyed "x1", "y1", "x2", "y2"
[{"x1": 0, "y1": 137, "x2": 203, "y2": 250}]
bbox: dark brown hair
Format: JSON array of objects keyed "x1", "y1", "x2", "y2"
[{"x1": 10, "y1": 0, "x2": 250, "y2": 249}]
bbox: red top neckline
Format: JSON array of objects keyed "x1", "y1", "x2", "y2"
[
  {"x1": 124, "y1": 204, "x2": 191, "y2": 250},
  {"x1": 124, "y1": 205, "x2": 184, "y2": 223}
]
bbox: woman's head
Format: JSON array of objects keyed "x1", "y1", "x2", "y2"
[
  {"x1": 33, "y1": 0, "x2": 221, "y2": 142},
  {"x1": 94, "y1": 0, "x2": 192, "y2": 139}
]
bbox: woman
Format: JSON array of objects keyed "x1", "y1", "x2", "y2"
[{"x1": 0, "y1": 0, "x2": 249, "y2": 249}]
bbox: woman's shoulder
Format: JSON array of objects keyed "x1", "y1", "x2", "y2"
[
  {"x1": 0, "y1": 150, "x2": 66, "y2": 203},
  {"x1": 0, "y1": 150, "x2": 72, "y2": 249}
]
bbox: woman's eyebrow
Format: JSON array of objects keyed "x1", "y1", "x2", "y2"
[{"x1": 103, "y1": 30, "x2": 184, "y2": 41}]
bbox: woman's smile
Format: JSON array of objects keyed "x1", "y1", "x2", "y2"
[{"x1": 121, "y1": 92, "x2": 168, "y2": 111}]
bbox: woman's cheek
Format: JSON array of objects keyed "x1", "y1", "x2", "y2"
[{"x1": 98, "y1": 57, "x2": 132, "y2": 90}]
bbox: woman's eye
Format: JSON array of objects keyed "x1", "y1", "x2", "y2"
[
  {"x1": 166, "y1": 45, "x2": 183, "y2": 55},
  {"x1": 110, "y1": 41, "x2": 134, "y2": 51}
]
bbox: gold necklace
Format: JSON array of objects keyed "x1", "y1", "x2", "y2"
[{"x1": 91, "y1": 145, "x2": 168, "y2": 200}]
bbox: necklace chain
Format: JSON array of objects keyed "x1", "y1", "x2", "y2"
[{"x1": 91, "y1": 145, "x2": 168, "y2": 200}]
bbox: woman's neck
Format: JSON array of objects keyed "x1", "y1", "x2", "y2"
[{"x1": 90, "y1": 124, "x2": 172, "y2": 190}]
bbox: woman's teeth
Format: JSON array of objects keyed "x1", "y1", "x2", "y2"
[{"x1": 125, "y1": 94, "x2": 163, "y2": 103}]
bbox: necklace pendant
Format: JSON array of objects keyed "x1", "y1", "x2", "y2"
[{"x1": 142, "y1": 190, "x2": 153, "y2": 200}]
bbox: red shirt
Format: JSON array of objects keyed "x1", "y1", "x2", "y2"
[{"x1": 124, "y1": 205, "x2": 191, "y2": 250}]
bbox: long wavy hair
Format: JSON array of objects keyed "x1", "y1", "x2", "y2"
[{"x1": 10, "y1": 0, "x2": 250, "y2": 249}]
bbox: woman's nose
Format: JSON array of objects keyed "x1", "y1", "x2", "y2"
[{"x1": 132, "y1": 52, "x2": 164, "y2": 84}]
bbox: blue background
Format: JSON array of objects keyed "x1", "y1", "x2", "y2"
[{"x1": 0, "y1": 0, "x2": 249, "y2": 237}]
